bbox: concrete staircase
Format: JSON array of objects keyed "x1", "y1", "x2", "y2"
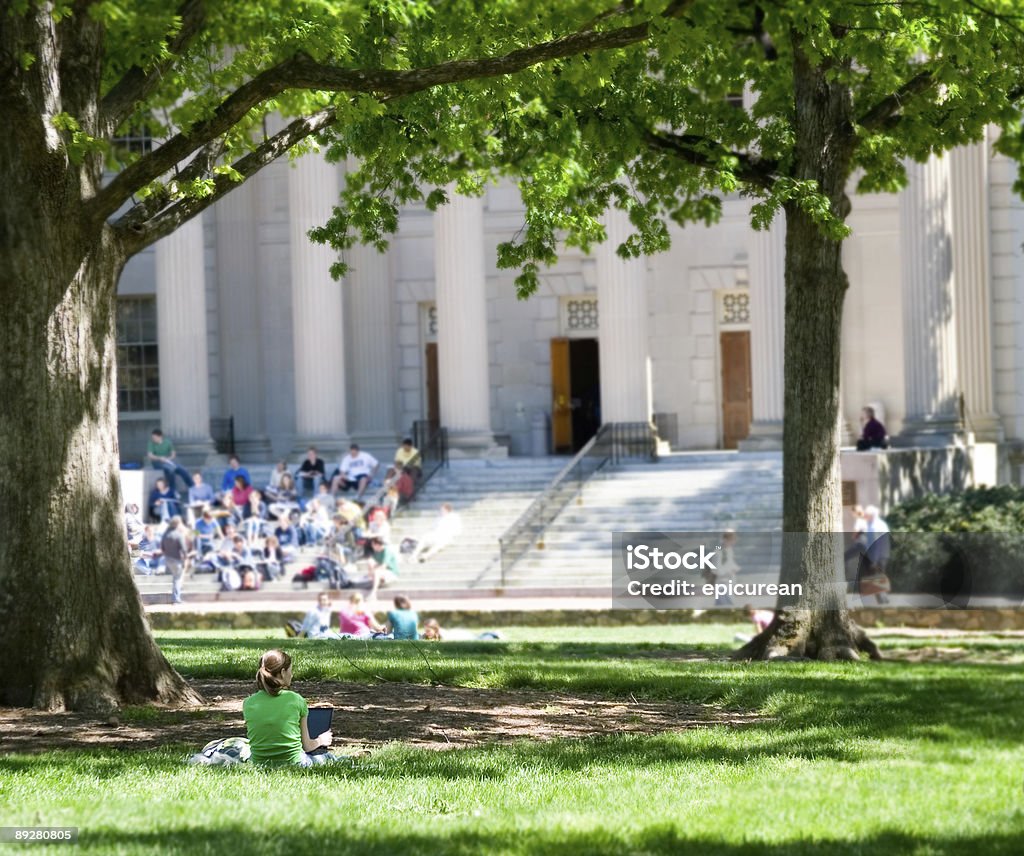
[
  {"x1": 134, "y1": 456, "x2": 568, "y2": 603},
  {"x1": 133, "y1": 452, "x2": 784, "y2": 603},
  {"x1": 387, "y1": 457, "x2": 570, "y2": 591},
  {"x1": 499, "y1": 451, "x2": 783, "y2": 591}
]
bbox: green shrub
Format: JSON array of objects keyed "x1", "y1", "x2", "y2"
[{"x1": 885, "y1": 488, "x2": 1024, "y2": 599}]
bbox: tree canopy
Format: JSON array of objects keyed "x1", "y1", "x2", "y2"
[
  {"x1": 329, "y1": 0, "x2": 1024, "y2": 288},
  {"x1": 5, "y1": 0, "x2": 1024, "y2": 710}
]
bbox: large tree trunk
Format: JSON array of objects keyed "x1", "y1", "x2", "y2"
[
  {"x1": 736, "y1": 35, "x2": 879, "y2": 662},
  {"x1": 0, "y1": 5, "x2": 201, "y2": 712}
]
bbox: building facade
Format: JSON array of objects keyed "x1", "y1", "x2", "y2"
[{"x1": 115, "y1": 135, "x2": 1024, "y2": 470}]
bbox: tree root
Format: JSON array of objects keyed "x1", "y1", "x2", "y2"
[{"x1": 733, "y1": 609, "x2": 882, "y2": 662}]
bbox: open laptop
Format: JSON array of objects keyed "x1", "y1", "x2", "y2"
[{"x1": 307, "y1": 707, "x2": 333, "y2": 755}]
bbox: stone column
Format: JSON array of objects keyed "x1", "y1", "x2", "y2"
[
  {"x1": 595, "y1": 207, "x2": 651, "y2": 423},
  {"x1": 896, "y1": 154, "x2": 963, "y2": 446},
  {"x1": 740, "y1": 223, "x2": 785, "y2": 450},
  {"x1": 347, "y1": 239, "x2": 398, "y2": 444},
  {"x1": 155, "y1": 213, "x2": 216, "y2": 464},
  {"x1": 288, "y1": 151, "x2": 348, "y2": 457},
  {"x1": 215, "y1": 178, "x2": 271, "y2": 457},
  {"x1": 950, "y1": 136, "x2": 1003, "y2": 441},
  {"x1": 434, "y1": 190, "x2": 499, "y2": 455}
]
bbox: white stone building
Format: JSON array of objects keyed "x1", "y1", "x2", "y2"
[{"x1": 115, "y1": 136, "x2": 1024, "y2": 475}]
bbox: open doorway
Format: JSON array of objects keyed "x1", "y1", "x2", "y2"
[{"x1": 551, "y1": 337, "x2": 601, "y2": 453}]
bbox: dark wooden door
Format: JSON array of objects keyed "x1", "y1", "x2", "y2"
[
  {"x1": 550, "y1": 338, "x2": 573, "y2": 453},
  {"x1": 720, "y1": 330, "x2": 752, "y2": 449},
  {"x1": 425, "y1": 342, "x2": 440, "y2": 427}
]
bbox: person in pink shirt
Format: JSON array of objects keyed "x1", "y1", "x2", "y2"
[
  {"x1": 231, "y1": 474, "x2": 254, "y2": 508},
  {"x1": 338, "y1": 592, "x2": 385, "y2": 638}
]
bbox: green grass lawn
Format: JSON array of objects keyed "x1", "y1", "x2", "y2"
[{"x1": 2, "y1": 627, "x2": 1023, "y2": 855}]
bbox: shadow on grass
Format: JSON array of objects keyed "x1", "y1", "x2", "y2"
[
  {"x1": 69, "y1": 826, "x2": 1024, "y2": 855},
  {"x1": 0, "y1": 719, "x2": 964, "y2": 782},
  {"x1": 154, "y1": 637, "x2": 1024, "y2": 749}
]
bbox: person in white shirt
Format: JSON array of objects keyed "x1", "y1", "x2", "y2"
[
  {"x1": 412, "y1": 503, "x2": 462, "y2": 563},
  {"x1": 330, "y1": 443, "x2": 379, "y2": 499},
  {"x1": 300, "y1": 592, "x2": 341, "y2": 640},
  {"x1": 857, "y1": 505, "x2": 892, "y2": 604}
]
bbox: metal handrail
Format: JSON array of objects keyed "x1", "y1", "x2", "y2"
[
  {"x1": 496, "y1": 420, "x2": 659, "y2": 585},
  {"x1": 497, "y1": 424, "x2": 613, "y2": 585},
  {"x1": 363, "y1": 421, "x2": 448, "y2": 514},
  {"x1": 412, "y1": 419, "x2": 448, "y2": 494}
]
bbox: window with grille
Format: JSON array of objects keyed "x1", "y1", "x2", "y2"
[
  {"x1": 113, "y1": 125, "x2": 154, "y2": 155},
  {"x1": 560, "y1": 297, "x2": 599, "y2": 336},
  {"x1": 116, "y1": 298, "x2": 160, "y2": 412}
]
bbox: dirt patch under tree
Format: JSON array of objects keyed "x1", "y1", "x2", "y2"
[{"x1": 0, "y1": 680, "x2": 761, "y2": 755}]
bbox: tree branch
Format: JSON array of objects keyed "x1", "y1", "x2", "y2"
[
  {"x1": 99, "y1": 0, "x2": 207, "y2": 139},
  {"x1": 92, "y1": 2, "x2": 699, "y2": 222},
  {"x1": 113, "y1": 107, "x2": 337, "y2": 254},
  {"x1": 857, "y1": 68, "x2": 936, "y2": 132},
  {"x1": 641, "y1": 128, "x2": 779, "y2": 191}
]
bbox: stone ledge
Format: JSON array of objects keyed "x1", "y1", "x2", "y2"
[{"x1": 146, "y1": 607, "x2": 1024, "y2": 632}]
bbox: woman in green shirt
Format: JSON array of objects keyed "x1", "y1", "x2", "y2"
[{"x1": 242, "y1": 650, "x2": 334, "y2": 766}]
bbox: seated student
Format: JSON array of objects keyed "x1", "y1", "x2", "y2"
[
  {"x1": 220, "y1": 455, "x2": 251, "y2": 499},
  {"x1": 219, "y1": 493, "x2": 245, "y2": 528},
  {"x1": 314, "y1": 481, "x2": 337, "y2": 516},
  {"x1": 230, "y1": 534, "x2": 256, "y2": 568},
  {"x1": 337, "y1": 498, "x2": 366, "y2": 530},
  {"x1": 273, "y1": 514, "x2": 300, "y2": 560},
  {"x1": 296, "y1": 447, "x2": 326, "y2": 499},
  {"x1": 134, "y1": 524, "x2": 164, "y2": 575},
  {"x1": 243, "y1": 488, "x2": 268, "y2": 541},
  {"x1": 266, "y1": 459, "x2": 288, "y2": 494},
  {"x1": 197, "y1": 522, "x2": 238, "y2": 573},
  {"x1": 299, "y1": 498, "x2": 330, "y2": 546},
  {"x1": 300, "y1": 592, "x2": 342, "y2": 639},
  {"x1": 258, "y1": 534, "x2": 287, "y2": 581},
  {"x1": 338, "y1": 592, "x2": 385, "y2": 638},
  {"x1": 187, "y1": 471, "x2": 215, "y2": 523},
  {"x1": 146, "y1": 428, "x2": 193, "y2": 495},
  {"x1": 193, "y1": 508, "x2": 223, "y2": 558},
  {"x1": 324, "y1": 512, "x2": 354, "y2": 565},
  {"x1": 394, "y1": 467, "x2": 417, "y2": 503},
  {"x1": 242, "y1": 650, "x2": 337, "y2": 766},
  {"x1": 267, "y1": 473, "x2": 300, "y2": 518},
  {"x1": 231, "y1": 474, "x2": 254, "y2": 509},
  {"x1": 421, "y1": 618, "x2": 501, "y2": 642},
  {"x1": 856, "y1": 406, "x2": 889, "y2": 450},
  {"x1": 386, "y1": 438, "x2": 422, "y2": 482},
  {"x1": 148, "y1": 478, "x2": 180, "y2": 522},
  {"x1": 386, "y1": 595, "x2": 419, "y2": 640},
  {"x1": 380, "y1": 486, "x2": 400, "y2": 518},
  {"x1": 331, "y1": 444, "x2": 379, "y2": 499},
  {"x1": 124, "y1": 503, "x2": 145, "y2": 548},
  {"x1": 366, "y1": 536, "x2": 400, "y2": 598},
  {"x1": 365, "y1": 506, "x2": 391, "y2": 545}
]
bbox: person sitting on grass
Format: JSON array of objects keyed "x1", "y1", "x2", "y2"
[
  {"x1": 421, "y1": 618, "x2": 501, "y2": 641},
  {"x1": 338, "y1": 592, "x2": 385, "y2": 638},
  {"x1": 242, "y1": 649, "x2": 337, "y2": 766},
  {"x1": 299, "y1": 592, "x2": 342, "y2": 639},
  {"x1": 386, "y1": 595, "x2": 419, "y2": 640}
]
